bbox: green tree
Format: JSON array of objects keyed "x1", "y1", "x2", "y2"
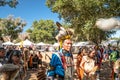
[
  {"x1": 0, "y1": 15, "x2": 26, "y2": 41},
  {"x1": 0, "y1": 0, "x2": 18, "y2": 8},
  {"x1": 46, "y1": 0, "x2": 119, "y2": 44},
  {"x1": 26, "y1": 20, "x2": 56, "y2": 44}
]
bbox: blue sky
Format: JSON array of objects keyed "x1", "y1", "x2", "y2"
[
  {"x1": 0, "y1": 0, "x2": 62, "y2": 31},
  {"x1": 0, "y1": 0, "x2": 120, "y2": 38}
]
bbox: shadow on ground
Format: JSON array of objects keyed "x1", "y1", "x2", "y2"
[
  {"x1": 25, "y1": 60, "x2": 112, "y2": 80},
  {"x1": 100, "y1": 61, "x2": 111, "y2": 80}
]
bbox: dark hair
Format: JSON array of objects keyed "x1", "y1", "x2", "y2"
[
  {"x1": 88, "y1": 48, "x2": 96, "y2": 55},
  {"x1": 7, "y1": 50, "x2": 22, "y2": 63},
  {"x1": 5, "y1": 50, "x2": 13, "y2": 59},
  {"x1": 0, "y1": 47, "x2": 5, "y2": 51},
  {"x1": 78, "y1": 46, "x2": 88, "y2": 55}
]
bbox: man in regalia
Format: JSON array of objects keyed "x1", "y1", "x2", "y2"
[{"x1": 47, "y1": 22, "x2": 74, "y2": 80}]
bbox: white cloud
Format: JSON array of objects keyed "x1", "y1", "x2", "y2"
[{"x1": 96, "y1": 17, "x2": 120, "y2": 31}]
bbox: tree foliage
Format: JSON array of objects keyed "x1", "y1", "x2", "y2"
[
  {"x1": 0, "y1": 15, "x2": 26, "y2": 41},
  {"x1": 46, "y1": 0, "x2": 119, "y2": 44},
  {"x1": 26, "y1": 20, "x2": 57, "y2": 44},
  {"x1": 0, "y1": 0, "x2": 18, "y2": 8}
]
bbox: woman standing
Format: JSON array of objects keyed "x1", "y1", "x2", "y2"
[
  {"x1": 0, "y1": 50, "x2": 25, "y2": 80},
  {"x1": 80, "y1": 48, "x2": 98, "y2": 80},
  {"x1": 7, "y1": 50, "x2": 25, "y2": 80},
  {"x1": 76, "y1": 47, "x2": 88, "y2": 80}
]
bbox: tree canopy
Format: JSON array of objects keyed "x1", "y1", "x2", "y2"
[
  {"x1": 0, "y1": 15, "x2": 26, "y2": 41},
  {"x1": 26, "y1": 20, "x2": 57, "y2": 44},
  {"x1": 0, "y1": 0, "x2": 18, "y2": 8},
  {"x1": 46, "y1": 0, "x2": 120, "y2": 44}
]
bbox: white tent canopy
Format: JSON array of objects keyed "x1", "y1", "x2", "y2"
[
  {"x1": 2, "y1": 41, "x2": 14, "y2": 45},
  {"x1": 102, "y1": 40, "x2": 119, "y2": 46},
  {"x1": 108, "y1": 40, "x2": 118, "y2": 44},
  {"x1": 53, "y1": 43, "x2": 59, "y2": 46},
  {"x1": 22, "y1": 39, "x2": 34, "y2": 46},
  {"x1": 36, "y1": 42, "x2": 46, "y2": 46},
  {"x1": 14, "y1": 42, "x2": 21, "y2": 46},
  {"x1": 73, "y1": 41, "x2": 95, "y2": 46}
]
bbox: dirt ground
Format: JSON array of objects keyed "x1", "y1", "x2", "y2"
[{"x1": 25, "y1": 52, "x2": 112, "y2": 80}]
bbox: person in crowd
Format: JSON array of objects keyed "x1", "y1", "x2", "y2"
[
  {"x1": 80, "y1": 48, "x2": 98, "y2": 80},
  {"x1": 103, "y1": 46, "x2": 109, "y2": 61},
  {"x1": 99, "y1": 45, "x2": 104, "y2": 62},
  {"x1": 22, "y1": 47, "x2": 29, "y2": 75},
  {"x1": 8, "y1": 50, "x2": 25, "y2": 80},
  {"x1": 0, "y1": 47, "x2": 6, "y2": 79},
  {"x1": 94, "y1": 45, "x2": 102, "y2": 80},
  {"x1": 47, "y1": 22, "x2": 74, "y2": 80},
  {"x1": 110, "y1": 46, "x2": 119, "y2": 62},
  {"x1": 5, "y1": 46, "x2": 13, "y2": 60},
  {"x1": 0, "y1": 50, "x2": 25, "y2": 80},
  {"x1": 76, "y1": 46, "x2": 88, "y2": 80},
  {"x1": 0, "y1": 47, "x2": 6, "y2": 67},
  {"x1": 28, "y1": 50, "x2": 34, "y2": 69},
  {"x1": 107, "y1": 45, "x2": 113, "y2": 60},
  {"x1": 113, "y1": 58, "x2": 120, "y2": 80},
  {"x1": 37, "y1": 51, "x2": 43, "y2": 68},
  {"x1": 32, "y1": 53, "x2": 39, "y2": 69},
  {"x1": 109, "y1": 46, "x2": 120, "y2": 80}
]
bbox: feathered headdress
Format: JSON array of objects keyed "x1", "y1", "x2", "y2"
[{"x1": 55, "y1": 22, "x2": 74, "y2": 48}]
